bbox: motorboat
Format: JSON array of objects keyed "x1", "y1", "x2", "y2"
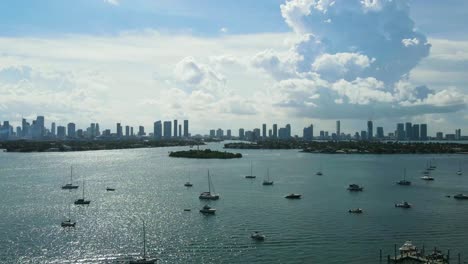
[
  {"x1": 199, "y1": 205, "x2": 216, "y2": 214},
  {"x1": 183, "y1": 208, "x2": 191, "y2": 211},
  {"x1": 348, "y1": 208, "x2": 363, "y2": 214},
  {"x1": 395, "y1": 201, "x2": 412, "y2": 208},
  {"x1": 129, "y1": 220, "x2": 159, "y2": 264},
  {"x1": 61, "y1": 166, "x2": 79, "y2": 189},
  {"x1": 106, "y1": 187, "x2": 115, "y2": 191},
  {"x1": 74, "y1": 181, "x2": 91, "y2": 205},
  {"x1": 285, "y1": 193, "x2": 302, "y2": 199},
  {"x1": 251, "y1": 231, "x2": 265, "y2": 241},
  {"x1": 420, "y1": 176, "x2": 434, "y2": 181},
  {"x1": 184, "y1": 182, "x2": 193, "y2": 187},
  {"x1": 347, "y1": 184, "x2": 363, "y2": 191},
  {"x1": 262, "y1": 168, "x2": 274, "y2": 186},
  {"x1": 454, "y1": 194, "x2": 468, "y2": 200},
  {"x1": 399, "y1": 241, "x2": 417, "y2": 253},
  {"x1": 199, "y1": 170, "x2": 220, "y2": 200},
  {"x1": 316, "y1": 171, "x2": 323, "y2": 176},
  {"x1": 397, "y1": 168, "x2": 411, "y2": 185}
]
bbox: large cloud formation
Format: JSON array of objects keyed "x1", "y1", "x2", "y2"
[{"x1": 253, "y1": 0, "x2": 466, "y2": 119}]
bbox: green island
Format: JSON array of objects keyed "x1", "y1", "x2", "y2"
[
  {"x1": 224, "y1": 140, "x2": 468, "y2": 154},
  {"x1": 169, "y1": 149, "x2": 242, "y2": 159},
  {"x1": 0, "y1": 140, "x2": 204, "y2": 153}
]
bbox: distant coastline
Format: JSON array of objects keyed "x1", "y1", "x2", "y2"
[
  {"x1": 0, "y1": 140, "x2": 204, "y2": 153},
  {"x1": 169, "y1": 149, "x2": 242, "y2": 159},
  {"x1": 224, "y1": 140, "x2": 468, "y2": 154}
]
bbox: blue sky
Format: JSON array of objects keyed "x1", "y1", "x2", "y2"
[{"x1": 0, "y1": 0, "x2": 467, "y2": 135}]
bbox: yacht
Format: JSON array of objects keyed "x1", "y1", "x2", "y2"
[
  {"x1": 61, "y1": 166, "x2": 79, "y2": 190},
  {"x1": 454, "y1": 194, "x2": 468, "y2": 200},
  {"x1": 395, "y1": 201, "x2": 412, "y2": 208},
  {"x1": 420, "y1": 175, "x2": 434, "y2": 181},
  {"x1": 199, "y1": 170, "x2": 220, "y2": 200},
  {"x1": 348, "y1": 208, "x2": 363, "y2": 214},
  {"x1": 74, "y1": 181, "x2": 91, "y2": 205},
  {"x1": 347, "y1": 184, "x2": 363, "y2": 191},
  {"x1": 262, "y1": 168, "x2": 274, "y2": 186},
  {"x1": 245, "y1": 162, "x2": 256, "y2": 179},
  {"x1": 199, "y1": 205, "x2": 216, "y2": 214},
  {"x1": 61, "y1": 204, "x2": 76, "y2": 228},
  {"x1": 251, "y1": 231, "x2": 265, "y2": 241},
  {"x1": 285, "y1": 193, "x2": 302, "y2": 199},
  {"x1": 129, "y1": 220, "x2": 159, "y2": 264},
  {"x1": 397, "y1": 168, "x2": 411, "y2": 186},
  {"x1": 399, "y1": 241, "x2": 417, "y2": 253}
]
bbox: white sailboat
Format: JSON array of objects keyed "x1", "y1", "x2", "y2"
[
  {"x1": 61, "y1": 203, "x2": 76, "y2": 227},
  {"x1": 245, "y1": 162, "x2": 256, "y2": 179},
  {"x1": 457, "y1": 161, "x2": 463, "y2": 175},
  {"x1": 74, "y1": 180, "x2": 91, "y2": 205},
  {"x1": 199, "y1": 170, "x2": 219, "y2": 200},
  {"x1": 61, "y1": 166, "x2": 79, "y2": 189},
  {"x1": 262, "y1": 168, "x2": 273, "y2": 185},
  {"x1": 129, "y1": 220, "x2": 159, "y2": 264},
  {"x1": 397, "y1": 168, "x2": 411, "y2": 185},
  {"x1": 184, "y1": 171, "x2": 193, "y2": 187}
]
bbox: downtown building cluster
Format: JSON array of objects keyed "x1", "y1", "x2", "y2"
[{"x1": 0, "y1": 116, "x2": 190, "y2": 141}]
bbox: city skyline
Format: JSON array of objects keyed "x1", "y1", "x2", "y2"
[{"x1": 1, "y1": 1, "x2": 468, "y2": 134}]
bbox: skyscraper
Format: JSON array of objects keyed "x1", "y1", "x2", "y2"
[
  {"x1": 455, "y1": 129, "x2": 462, "y2": 140},
  {"x1": 412, "y1": 124, "x2": 420, "y2": 140},
  {"x1": 216, "y1": 128, "x2": 224, "y2": 138},
  {"x1": 262, "y1": 124, "x2": 267, "y2": 138},
  {"x1": 286, "y1": 124, "x2": 291, "y2": 138},
  {"x1": 303, "y1": 125, "x2": 313, "y2": 141},
  {"x1": 36, "y1": 116, "x2": 45, "y2": 137},
  {"x1": 179, "y1": 124, "x2": 182, "y2": 137},
  {"x1": 154, "y1": 121, "x2": 162, "y2": 139},
  {"x1": 117, "y1": 123, "x2": 123, "y2": 137},
  {"x1": 67, "y1": 123, "x2": 76, "y2": 138},
  {"x1": 420, "y1": 124, "x2": 427, "y2": 141},
  {"x1": 239, "y1": 128, "x2": 245, "y2": 139},
  {"x1": 405, "y1": 122, "x2": 412, "y2": 140},
  {"x1": 273, "y1": 124, "x2": 278, "y2": 138},
  {"x1": 336, "y1": 120, "x2": 340, "y2": 140},
  {"x1": 125, "y1": 125, "x2": 130, "y2": 137},
  {"x1": 51, "y1": 122, "x2": 56, "y2": 136},
  {"x1": 227, "y1": 129, "x2": 232, "y2": 138},
  {"x1": 57, "y1": 126, "x2": 66, "y2": 138},
  {"x1": 164, "y1": 121, "x2": 172, "y2": 139},
  {"x1": 174, "y1": 120, "x2": 178, "y2": 138},
  {"x1": 367, "y1": 120, "x2": 373, "y2": 140},
  {"x1": 183, "y1": 120, "x2": 189, "y2": 137},
  {"x1": 376, "y1": 127, "x2": 384, "y2": 139},
  {"x1": 95, "y1": 123, "x2": 100, "y2": 136},
  {"x1": 397, "y1": 123, "x2": 405, "y2": 140},
  {"x1": 138, "y1": 126, "x2": 145, "y2": 136}
]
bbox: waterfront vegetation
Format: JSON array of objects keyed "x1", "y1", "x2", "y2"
[
  {"x1": 169, "y1": 149, "x2": 242, "y2": 159},
  {"x1": 224, "y1": 140, "x2": 468, "y2": 154},
  {"x1": 0, "y1": 139, "x2": 204, "y2": 153}
]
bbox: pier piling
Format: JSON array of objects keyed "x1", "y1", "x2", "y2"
[{"x1": 380, "y1": 249, "x2": 382, "y2": 261}]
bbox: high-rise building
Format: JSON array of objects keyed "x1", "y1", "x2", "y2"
[
  {"x1": 412, "y1": 124, "x2": 420, "y2": 140},
  {"x1": 22, "y1": 118, "x2": 29, "y2": 137},
  {"x1": 239, "y1": 128, "x2": 245, "y2": 139},
  {"x1": 376, "y1": 127, "x2": 384, "y2": 139},
  {"x1": 51, "y1": 122, "x2": 56, "y2": 136},
  {"x1": 367, "y1": 120, "x2": 373, "y2": 140},
  {"x1": 67, "y1": 123, "x2": 76, "y2": 138},
  {"x1": 303, "y1": 125, "x2": 313, "y2": 141},
  {"x1": 253, "y1": 128, "x2": 260, "y2": 140},
  {"x1": 36, "y1": 116, "x2": 45, "y2": 137},
  {"x1": 268, "y1": 129, "x2": 272, "y2": 137},
  {"x1": 90, "y1": 123, "x2": 96, "y2": 137},
  {"x1": 16, "y1": 126, "x2": 21, "y2": 136},
  {"x1": 95, "y1": 123, "x2": 100, "y2": 136},
  {"x1": 436, "y1": 132, "x2": 443, "y2": 140},
  {"x1": 216, "y1": 128, "x2": 224, "y2": 138},
  {"x1": 164, "y1": 121, "x2": 172, "y2": 139},
  {"x1": 138, "y1": 126, "x2": 145, "y2": 136},
  {"x1": 183, "y1": 120, "x2": 189, "y2": 137},
  {"x1": 174, "y1": 120, "x2": 178, "y2": 138},
  {"x1": 77, "y1": 129, "x2": 83, "y2": 138},
  {"x1": 117, "y1": 123, "x2": 123, "y2": 137},
  {"x1": 285, "y1": 124, "x2": 291, "y2": 138},
  {"x1": 273, "y1": 124, "x2": 278, "y2": 138},
  {"x1": 397, "y1": 123, "x2": 405, "y2": 140},
  {"x1": 131, "y1": 127, "x2": 134, "y2": 136},
  {"x1": 227, "y1": 129, "x2": 232, "y2": 138},
  {"x1": 405, "y1": 122, "x2": 412, "y2": 140},
  {"x1": 262, "y1": 124, "x2": 267, "y2": 138},
  {"x1": 154, "y1": 121, "x2": 162, "y2": 139},
  {"x1": 336, "y1": 120, "x2": 340, "y2": 140},
  {"x1": 210, "y1": 129, "x2": 215, "y2": 137},
  {"x1": 420, "y1": 124, "x2": 428, "y2": 141},
  {"x1": 178, "y1": 124, "x2": 182, "y2": 137},
  {"x1": 57, "y1": 126, "x2": 66, "y2": 138},
  {"x1": 455, "y1": 129, "x2": 462, "y2": 140},
  {"x1": 125, "y1": 126, "x2": 130, "y2": 137},
  {"x1": 360, "y1": 130, "x2": 367, "y2": 141}
]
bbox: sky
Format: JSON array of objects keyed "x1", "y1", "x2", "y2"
[{"x1": 0, "y1": 0, "x2": 467, "y2": 136}]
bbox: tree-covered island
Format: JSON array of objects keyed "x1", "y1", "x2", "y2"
[{"x1": 169, "y1": 149, "x2": 242, "y2": 159}]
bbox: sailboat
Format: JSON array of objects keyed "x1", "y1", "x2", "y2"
[
  {"x1": 316, "y1": 164, "x2": 323, "y2": 176},
  {"x1": 245, "y1": 162, "x2": 256, "y2": 179},
  {"x1": 199, "y1": 170, "x2": 219, "y2": 200},
  {"x1": 457, "y1": 161, "x2": 463, "y2": 175},
  {"x1": 74, "y1": 180, "x2": 91, "y2": 205},
  {"x1": 61, "y1": 203, "x2": 76, "y2": 227},
  {"x1": 184, "y1": 171, "x2": 193, "y2": 187},
  {"x1": 61, "y1": 166, "x2": 79, "y2": 189},
  {"x1": 397, "y1": 168, "x2": 411, "y2": 185},
  {"x1": 129, "y1": 220, "x2": 159, "y2": 264},
  {"x1": 262, "y1": 168, "x2": 274, "y2": 185}
]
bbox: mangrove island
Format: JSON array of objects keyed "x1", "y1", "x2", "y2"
[{"x1": 169, "y1": 149, "x2": 242, "y2": 159}]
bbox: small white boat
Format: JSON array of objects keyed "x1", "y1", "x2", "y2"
[
  {"x1": 420, "y1": 175, "x2": 434, "y2": 181},
  {"x1": 348, "y1": 208, "x2": 363, "y2": 214},
  {"x1": 454, "y1": 194, "x2": 468, "y2": 200},
  {"x1": 199, "y1": 205, "x2": 216, "y2": 214},
  {"x1": 399, "y1": 241, "x2": 417, "y2": 253},
  {"x1": 395, "y1": 201, "x2": 412, "y2": 208},
  {"x1": 457, "y1": 161, "x2": 463, "y2": 175},
  {"x1": 251, "y1": 231, "x2": 265, "y2": 241}
]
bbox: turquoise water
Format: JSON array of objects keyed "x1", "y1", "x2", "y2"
[{"x1": 1, "y1": 142, "x2": 468, "y2": 263}]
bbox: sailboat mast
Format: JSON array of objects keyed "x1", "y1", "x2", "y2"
[
  {"x1": 404, "y1": 168, "x2": 406, "y2": 180},
  {"x1": 143, "y1": 220, "x2": 146, "y2": 259},
  {"x1": 250, "y1": 161, "x2": 253, "y2": 176},
  {"x1": 267, "y1": 168, "x2": 270, "y2": 181},
  {"x1": 70, "y1": 166, "x2": 73, "y2": 183},
  {"x1": 208, "y1": 170, "x2": 211, "y2": 193},
  {"x1": 82, "y1": 180, "x2": 85, "y2": 199}
]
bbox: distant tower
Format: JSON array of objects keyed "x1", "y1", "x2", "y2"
[
  {"x1": 154, "y1": 121, "x2": 162, "y2": 139},
  {"x1": 367, "y1": 120, "x2": 373, "y2": 140},
  {"x1": 273, "y1": 124, "x2": 278, "y2": 138},
  {"x1": 183, "y1": 120, "x2": 189, "y2": 137},
  {"x1": 336, "y1": 120, "x2": 341, "y2": 140},
  {"x1": 173, "y1": 120, "x2": 178, "y2": 138},
  {"x1": 262, "y1": 124, "x2": 267, "y2": 138}
]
